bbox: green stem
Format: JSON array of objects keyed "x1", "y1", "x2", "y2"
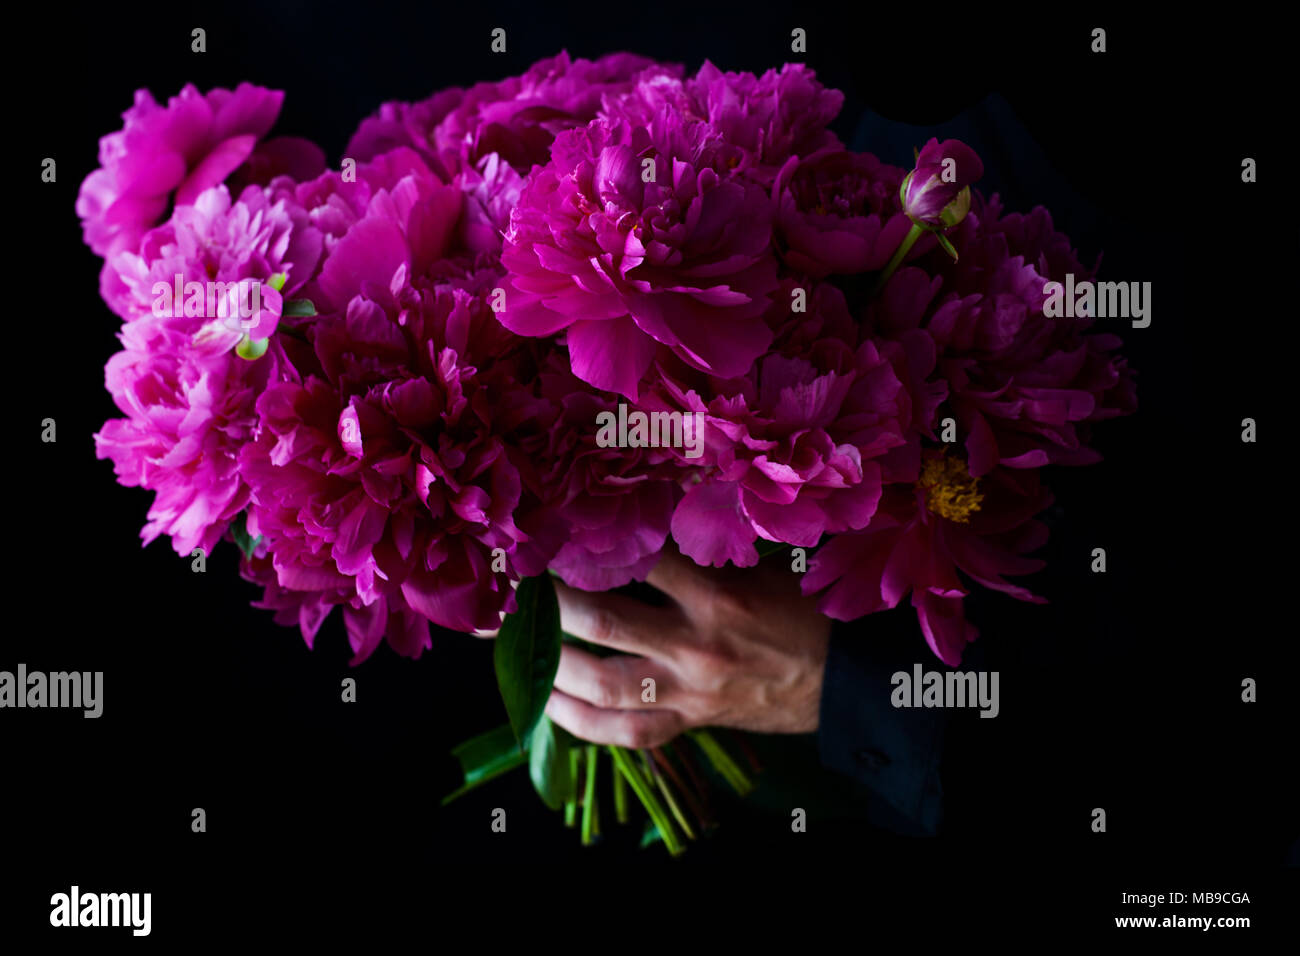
[
  {"x1": 651, "y1": 747, "x2": 710, "y2": 830},
  {"x1": 645, "y1": 750, "x2": 696, "y2": 840},
  {"x1": 870, "y1": 222, "x2": 926, "y2": 298},
  {"x1": 564, "y1": 749, "x2": 580, "y2": 827},
  {"x1": 609, "y1": 746, "x2": 684, "y2": 856},
  {"x1": 613, "y1": 754, "x2": 629, "y2": 824},
  {"x1": 665, "y1": 741, "x2": 713, "y2": 819},
  {"x1": 689, "y1": 729, "x2": 754, "y2": 797},
  {"x1": 581, "y1": 745, "x2": 598, "y2": 845},
  {"x1": 726, "y1": 729, "x2": 763, "y2": 774}
]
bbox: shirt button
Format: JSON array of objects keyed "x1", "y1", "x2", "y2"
[{"x1": 855, "y1": 748, "x2": 890, "y2": 771}]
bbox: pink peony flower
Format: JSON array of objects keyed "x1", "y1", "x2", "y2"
[
  {"x1": 275, "y1": 143, "x2": 523, "y2": 275},
  {"x1": 499, "y1": 112, "x2": 779, "y2": 400},
  {"x1": 868, "y1": 195, "x2": 1136, "y2": 477},
  {"x1": 229, "y1": 136, "x2": 328, "y2": 191},
  {"x1": 239, "y1": 279, "x2": 558, "y2": 659},
  {"x1": 237, "y1": 146, "x2": 562, "y2": 657},
  {"x1": 346, "y1": 51, "x2": 674, "y2": 178},
  {"x1": 773, "y1": 146, "x2": 917, "y2": 277},
  {"x1": 606, "y1": 62, "x2": 845, "y2": 185},
  {"x1": 95, "y1": 302, "x2": 283, "y2": 559},
  {"x1": 900, "y1": 137, "x2": 984, "y2": 228},
  {"x1": 265, "y1": 149, "x2": 433, "y2": 259},
  {"x1": 237, "y1": 533, "x2": 436, "y2": 665},
  {"x1": 343, "y1": 90, "x2": 470, "y2": 181},
  {"x1": 101, "y1": 183, "x2": 322, "y2": 340},
  {"x1": 458, "y1": 151, "x2": 528, "y2": 259},
  {"x1": 536, "y1": 360, "x2": 683, "y2": 590},
  {"x1": 644, "y1": 285, "x2": 911, "y2": 567},
  {"x1": 94, "y1": 184, "x2": 323, "y2": 558},
  {"x1": 78, "y1": 83, "x2": 287, "y2": 264},
  {"x1": 802, "y1": 455, "x2": 1051, "y2": 665},
  {"x1": 300, "y1": 149, "x2": 465, "y2": 316},
  {"x1": 81, "y1": 54, "x2": 1138, "y2": 680}
]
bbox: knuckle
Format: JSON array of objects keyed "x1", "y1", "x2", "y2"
[
  {"x1": 589, "y1": 607, "x2": 619, "y2": 645},
  {"x1": 702, "y1": 583, "x2": 751, "y2": 625},
  {"x1": 660, "y1": 713, "x2": 687, "y2": 746},
  {"x1": 590, "y1": 674, "x2": 623, "y2": 710},
  {"x1": 685, "y1": 639, "x2": 738, "y2": 673},
  {"x1": 626, "y1": 717, "x2": 671, "y2": 750},
  {"x1": 674, "y1": 692, "x2": 710, "y2": 726},
  {"x1": 622, "y1": 720, "x2": 654, "y2": 750}
]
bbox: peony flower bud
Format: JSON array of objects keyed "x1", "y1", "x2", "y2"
[{"x1": 900, "y1": 138, "x2": 983, "y2": 229}]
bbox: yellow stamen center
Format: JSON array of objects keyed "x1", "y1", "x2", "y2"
[{"x1": 918, "y1": 455, "x2": 983, "y2": 523}]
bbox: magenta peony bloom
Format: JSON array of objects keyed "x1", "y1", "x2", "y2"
[
  {"x1": 81, "y1": 53, "x2": 1137, "y2": 680},
  {"x1": 607, "y1": 62, "x2": 845, "y2": 185},
  {"x1": 437, "y1": 51, "x2": 673, "y2": 173},
  {"x1": 239, "y1": 278, "x2": 558, "y2": 658},
  {"x1": 343, "y1": 90, "x2": 471, "y2": 181},
  {"x1": 346, "y1": 51, "x2": 674, "y2": 178},
  {"x1": 458, "y1": 151, "x2": 528, "y2": 259},
  {"x1": 77, "y1": 83, "x2": 287, "y2": 263},
  {"x1": 237, "y1": 140, "x2": 561, "y2": 657},
  {"x1": 95, "y1": 304, "x2": 284, "y2": 560},
  {"x1": 268, "y1": 147, "x2": 438, "y2": 259},
  {"x1": 94, "y1": 183, "x2": 323, "y2": 557},
  {"x1": 774, "y1": 147, "x2": 917, "y2": 277},
  {"x1": 685, "y1": 62, "x2": 844, "y2": 175},
  {"x1": 537, "y1": 361, "x2": 682, "y2": 590},
  {"x1": 900, "y1": 137, "x2": 984, "y2": 228},
  {"x1": 642, "y1": 285, "x2": 911, "y2": 567},
  {"x1": 238, "y1": 527, "x2": 437, "y2": 665},
  {"x1": 282, "y1": 141, "x2": 521, "y2": 269},
  {"x1": 868, "y1": 194, "x2": 1136, "y2": 477},
  {"x1": 229, "y1": 136, "x2": 328, "y2": 191},
  {"x1": 100, "y1": 183, "x2": 322, "y2": 341},
  {"x1": 802, "y1": 455, "x2": 1051, "y2": 665},
  {"x1": 499, "y1": 113, "x2": 778, "y2": 400},
  {"x1": 298, "y1": 148, "x2": 465, "y2": 316}
]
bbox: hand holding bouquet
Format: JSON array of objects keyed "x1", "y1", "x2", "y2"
[{"x1": 81, "y1": 52, "x2": 1134, "y2": 851}]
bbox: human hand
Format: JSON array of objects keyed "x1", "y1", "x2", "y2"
[{"x1": 544, "y1": 549, "x2": 832, "y2": 749}]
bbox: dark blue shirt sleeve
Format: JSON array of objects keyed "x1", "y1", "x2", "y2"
[{"x1": 816, "y1": 613, "x2": 948, "y2": 835}]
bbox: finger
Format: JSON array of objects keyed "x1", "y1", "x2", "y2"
[
  {"x1": 553, "y1": 644, "x2": 666, "y2": 711},
  {"x1": 554, "y1": 581, "x2": 681, "y2": 659},
  {"x1": 544, "y1": 688, "x2": 684, "y2": 749},
  {"x1": 645, "y1": 547, "x2": 718, "y2": 609}
]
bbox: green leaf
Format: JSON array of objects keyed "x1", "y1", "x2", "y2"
[
  {"x1": 283, "y1": 298, "x2": 317, "y2": 317},
  {"x1": 441, "y1": 723, "x2": 527, "y2": 806},
  {"x1": 267, "y1": 272, "x2": 288, "y2": 292},
  {"x1": 528, "y1": 714, "x2": 576, "y2": 810},
  {"x1": 494, "y1": 575, "x2": 562, "y2": 744},
  {"x1": 230, "y1": 512, "x2": 262, "y2": 560}
]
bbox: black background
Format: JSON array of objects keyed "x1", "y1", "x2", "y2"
[{"x1": 5, "y1": 1, "x2": 1293, "y2": 941}]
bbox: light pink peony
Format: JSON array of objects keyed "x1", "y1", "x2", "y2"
[{"x1": 94, "y1": 183, "x2": 323, "y2": 557}]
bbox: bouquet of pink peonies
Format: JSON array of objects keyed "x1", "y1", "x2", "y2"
[{"x1": 81, "y1": 52, "x2": 1135, "y2": 852}]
